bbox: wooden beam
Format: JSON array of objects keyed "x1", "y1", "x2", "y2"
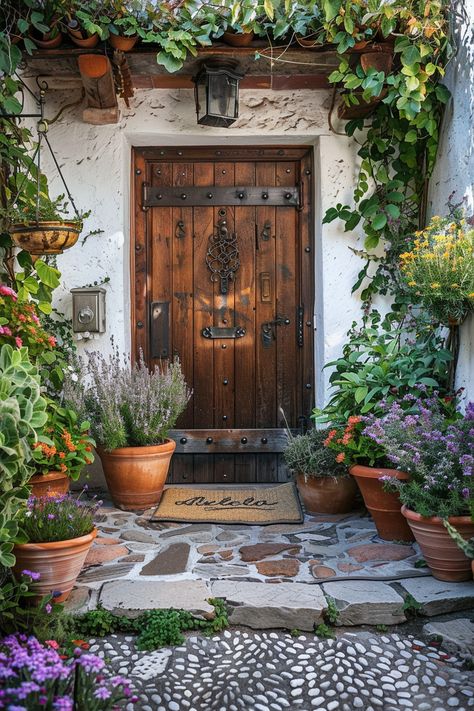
[
  {"x1": 131, "y1": 73, "x2": 330, "y2": 90},
  {"x1": 77, "y1": 54, "x2": 119, "y2": 124}
]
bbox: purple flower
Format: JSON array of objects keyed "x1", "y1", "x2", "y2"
[
  {"x1": 45, "y1": 603, "x2": 52, "y2": 614},
  {"x1": 75, "y1": 654, "x2": 104, "y2": 673},
  {"x1": 21, "y1": 570, "x2": 40, "y2": 581},
  {"x1": 93, "y1": 686, "x2": 111, "y2": 700},
  {"x1": 462, "y1": 488, "x2": 470, "y2": 499},
  {"x1": 47, "y1": 514, "x2": 56, "y2": 520},
  {"x1": 53, "y1": 697, "x2": 74, "y2": 710}
]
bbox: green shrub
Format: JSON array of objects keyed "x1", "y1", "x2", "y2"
[{"x1": 283, "y1": 428, "x2": 348, "y2": 479}]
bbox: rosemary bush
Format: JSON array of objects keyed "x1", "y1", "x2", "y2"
[
  {"x1": 65, "y1": 349, "x2": 191, "y2": 451},
  {"x1": 283, "y1": 428, "x2": 349, "y2": 480}
]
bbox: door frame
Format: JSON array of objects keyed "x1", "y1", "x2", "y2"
[{"x1": 130, "y1": 144, "x2": 315, "y2": 443}]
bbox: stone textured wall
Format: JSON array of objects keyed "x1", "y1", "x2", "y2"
[{"x1": 427, "y1": 0, "x2": 474, "y2": 399}]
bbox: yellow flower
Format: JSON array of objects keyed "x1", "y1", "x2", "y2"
[
  {"x1": 430, "y1": 283, "x2": 441, "y2": 289},
  {"x1": 407, "y1": 281, "x2": 416, "y2": 287},
  {"x1": 451, "y1": 283, "x2": 459, "y2": 288},
  {"x1": 468, "y1": 293, "x2": 474, "y2": 299}
]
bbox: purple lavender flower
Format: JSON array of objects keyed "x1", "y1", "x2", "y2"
[
  {"x1": 75, "y1": 654, "x2": 105, "y2": 673},
  {"x1": 21, "y1": 570, "x2": 40, "y2": 581},
  {"x1": 93, "y1": 686, "x2": 112, "y2": 700}
]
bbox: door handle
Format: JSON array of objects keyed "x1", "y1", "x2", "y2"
[{"x1": 261, "y1": 315, "x2": 290, "y2": 348}]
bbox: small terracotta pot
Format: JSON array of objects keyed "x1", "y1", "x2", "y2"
[
  {"x1": 296, "y1": 473, "x2": 358, "y2": 514},
  {"x1": 68, "y1": 30, "x2": 99, "y2": 48},
  {"x1": 29, "y1": 471, "x2": 70, "y2": 498},
  {"x1": 13, "y1": 528, "x2": 97, "y2": 603},
  {"x1": 295, "y1": 34, "x2": 325, "y2": 49},
  {"x1": 401, "y1": 507, "x2": 474, "y2": 582},
  {"x1": 360, "y1": 50, "x2": 393, "y2": 74},
  {"x1": 109, "y1": 34, "x2": 138, "y2": 51},
  {"x1": 98, "y1": 439, "x2": 176, "y2": 511},
  {"x1": 222, "y1": 30, "x2": 254, "y2": 47},
  {"x1": 29, "y1": 31, "x2": 63, "y2": 49},
  {"x1": 349, "y1": 465, "x2": 414, "y2": 541}
]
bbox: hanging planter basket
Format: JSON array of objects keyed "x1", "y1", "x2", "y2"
[{"x1": 10, "y1": 221, "x2": 81, "y2": 255}]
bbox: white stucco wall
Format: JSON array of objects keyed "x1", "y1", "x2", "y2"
[
  {"x1": 427, "y1": 0, "x2": 474, "y2": 400},
  {"x1": 24, "y1": 85, "x2": 367, "y2": 409}
]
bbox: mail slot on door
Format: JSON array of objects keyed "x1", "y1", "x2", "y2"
[{"x1": 71, "y1": 286, "x2": 106, "y2": 333}]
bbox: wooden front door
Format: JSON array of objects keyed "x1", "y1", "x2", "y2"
[{"x1": 132, "y1": 146, "x2": 314, "y2": 483}]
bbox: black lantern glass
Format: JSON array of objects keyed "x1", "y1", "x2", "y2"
[{"x1": 192, "y1": 61, "x2": 244, "y2": 128}]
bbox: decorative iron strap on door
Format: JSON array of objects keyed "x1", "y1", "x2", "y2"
[
  {"x1": 142, "y1": 185, "x2": 301, "y2": 207},
  {"x1": 133, "y1": 145, "x2": 314, "y2": 484}
]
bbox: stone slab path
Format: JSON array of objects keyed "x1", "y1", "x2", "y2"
[
  {"x1": 86, "y1": 625, "x2": 474, "y2": 711},
  {"x1": 70, "y1": 497, "x2": 474, "y2": 629}
]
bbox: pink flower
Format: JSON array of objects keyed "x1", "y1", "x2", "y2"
[
  {"x1": 32, "y1": 314, "x2": 40, "y2": 325},
  {"x1": 0, "y1": 285, "x2": 17, "y2": 300},
  {"x1": 15, "y1": 336, "x2": 23, "y2": 348},
  {"x1": 48, "y1": 335, "x2": 56, "y2": 347},
  {"x1": 0, "y1": 326, "x2": 12, "y2": 337},
  {"x1": 45, "y1": 640, "x2": 59, "y2": 649}
]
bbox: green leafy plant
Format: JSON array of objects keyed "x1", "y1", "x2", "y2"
[
  {"x1": 31, "y1": 399, "x2": 95, "y2": 481},
  {"x1": 443, "y1": 520, "x2": 474, "y2": 559},
  {"x1": 324, "y1": 595, "x2": 340, "y2": 625},
  {"x1": 283, "y1": 427, "x2": 350, "y2": 479},
  {"x1": 375, "y1": 624, "x2": 388, "y2": 633},
  {"x1": 0, "y1": 344, "x2": 47, "y2": 566},
  {"x1": 314, "y1": 310, "x2": 451, "y2": 423},
  {"x1": 19, "y1": 491, "x2": 101, "y2": 543},
  {"x1": 402, "y1": 592, "x2": 422, "y2": 618},
  {"x1": 314, "y1": 622, "x2": 335, "y2": 639}
]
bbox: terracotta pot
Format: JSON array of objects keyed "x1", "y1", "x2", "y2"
[
  {"x1": 109, "y1": 34, "x2": 138, "y2": 51},
  {"x1": 68, "y1": 30, "x2": 99, "y2": 48},
  {"x1": 401, "y1": 507, "x2": 474, "y2": 582},
  {"x1": 360, "y1": 50, "x2": 393, "y2": 74},
  {"x1": 222, "y1": 30, "x2": 254, "y2": 47},
  {"x1": 337, "y1": 89, "x2": 387, "y2": 119},
  {"x1": 296, "y1": 473, "x2": 358, "y2": 514},
  {"x1": 29, "y1": 471, "x2": 70, "y2": 498},
  {"x1": 98, "y1": 439, "x2": 176, "y2": 511},
  {"x1": 295, "y1": 34, "x2": 326, "y2": 49},
  {"x1": 349, "y1": 464, "x2": 414, "y2": 541},
  {"x1": 13, "y1": 528, "x2": 97, "y2": 603},
  {"x1": 29, "y1": 31, "x2": 63, "y2": 49},
  {"x1": 10, "y1": 221, "x2": 81, "y2": 255}
]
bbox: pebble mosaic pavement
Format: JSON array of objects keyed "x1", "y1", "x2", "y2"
[{"x1": 88, "y1": 628, "x2": 474, "y2": 711}]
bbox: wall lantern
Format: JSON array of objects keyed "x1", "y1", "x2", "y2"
[{"x1": 192, "y1": 60, "x2": 244, "y2": 128}]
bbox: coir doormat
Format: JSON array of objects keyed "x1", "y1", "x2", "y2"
[{"x1": 151, "y1": 482, "x2": 303, "y2": 525}]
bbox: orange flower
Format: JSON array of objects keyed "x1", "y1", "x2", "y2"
[
  {"x1": 58, "y1": 451, "x2": 66, "y2": 459},
  {"x1": 336, "y1": 453, "x2": 345, "y2": 463},
  {"x1": 323, "y1": 429, "x2": 337, "y2": 447},
  {"x1": 59, "y1": 463, "x2": 67, "y2": 473}
]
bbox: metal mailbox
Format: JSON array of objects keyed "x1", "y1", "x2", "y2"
[{"x1": 71, "y1": 286, "x2": 106, "y2": 334}]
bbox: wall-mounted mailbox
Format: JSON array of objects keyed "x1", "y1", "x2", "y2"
[{"x1": 71, "y1": 286, "x2": 106, "y2": 334}]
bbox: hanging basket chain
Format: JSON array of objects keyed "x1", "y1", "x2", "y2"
[{"x1": 42, "y1": 132, "x2": 81, "y2": 220}]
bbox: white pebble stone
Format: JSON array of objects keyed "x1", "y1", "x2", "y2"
[
  {"x1": 310, "y1": 698, "x2": 325, "y2": 707},
  {"x1": 435, "y1": 676, "x2": 447, "y2": 687},
  {"x1": 447, "y1": 700, "x2": 459, "y2": 707},
  {"x1": 290, "y1": 680, "x2": 304, "y2": 688},
  {"x1": 291, "y1": 689, "x2": 302, "y2": 697},
  {"x1": 168, "y1": 703, "x2": 179, "y2": 711},
  {"x1": 353, "y1": 699, "x2": 364, "y2": 708},
  {"x1": 327, "y1": 701, "x2": 339, "y2": 711}
]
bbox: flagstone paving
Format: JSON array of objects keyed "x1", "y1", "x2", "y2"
[
  {"x1": 73, "y1": 495, "x2": 474, "y2": 629},
  {"x1": 86, "y1": 625, "x2": 474, "y2": 711}
]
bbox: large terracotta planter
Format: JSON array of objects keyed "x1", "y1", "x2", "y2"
[
  {"x1": 349, "y1": 464, "x2": 414, "y2": 541},
  {"x1": 98, "y1": 439, "x2": 176, "y2": 511},
  {"x1": 10, "y1": 221, "x2": 81, "y2": 255},
  {"x1": 29, "y1": 471, "x2": 70, "y2": 498},
  {"x1": 296, "y1": 473, "x2": 358, "y2": 514},
  {"x1": 402, "y1": 506, "x2": 474, "y2": 582},
  {"x1": 13, "y1": 528, "x2": 97, "y2": 603}
]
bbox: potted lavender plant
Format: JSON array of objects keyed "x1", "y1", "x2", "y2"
[
  {"x1": 65, "y1": 349, "x2": 191, "y2": 511},
  {"x1": 13, "y1": 492, "x2": 100, "y2": 603},
  {"x1": 364, "y1": 397, "x2": 474, "y2": 582}
]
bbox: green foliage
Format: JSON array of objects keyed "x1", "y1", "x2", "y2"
[
  {"x1": 289, "y1": 628, "x2": 302, "y2": 637},
  {"x1": 443, "y1": 520, "x2": 474, "y2": 559},
  {"x1": 0, "y1": 344, "x2": 47, "y2": 566},
  {"x1": 74, "y1": 599, "x2": 229, "y2": 650},
  {"x1": 324, "y1": 596, "x2": 340, "y2": 625},
  {"x1": 283, "y1": 427, "x2": 349, "y2": 478},
  {"x1": 314, "y1": 623, "x2": 335, "y2": 639},
  {"x1": 314, "y1": 310, "x2": 451, "y2": 423},
  {"x1": 402, "y1": 593, "x2": 422, "y2": 618},
  {"x1": 375, "y1": 624, "x2": 388, "y2": 633}
]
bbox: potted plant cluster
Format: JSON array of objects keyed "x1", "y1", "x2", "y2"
[
  {"x1": 400, "y1": 212, "x2": 474, "y2": 325},
  {"x1": 29, "y1": 399, "x2": 95, "y2": 497},
  {"x1": 283, "y1": 427, "x2": 358, "y2": 514},
  {"x1": 13, "y1": 490, "x2": 100, "y2": 602},
  {"x1": 323, "y1": 415, "x2": 413, "y2": 541},
  {"x1": 65, "y1": 348, "x2": 191, "y2": 511},
  {"x1": 364, "y1": 396, "x2": 474, "y2": 581}
]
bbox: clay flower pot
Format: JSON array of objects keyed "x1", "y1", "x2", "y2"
[
  {"x1": 222, "y1": 30, "x2": 254, "y2": 47},
  {"x1": 349, "y1": 465, "x2": 414, "y2": 541},
  {"x1": 109, "y1": 34, "x2": 138, "y2": 51},
  {"x1": 98, "y1": 439, "x2": 176, "y2": 511},
  {"x1": 360, "y1": 50, "x2": 393, "y2": 75},
  {"x1": 10, "y1": 221, "x2": 81, "y2": 255},
  {"x1": 296, "y1": 473, "x2": 358, "y2": 514},
  {"x1": 68, "y1": 29, "x2": 99, "y2": 48},
  {"x1": 29, "y1": 30, "x2": 63, "y2": 49},
  {"x1": 13, "y1": 529, "x2": 97, "y2": 603},
  {"x1": 29, "y1": 471, "x2": 70, "y2": 498},
  {"x1": 402, "y1": 507, "x2": 474, "y2": 582}
]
